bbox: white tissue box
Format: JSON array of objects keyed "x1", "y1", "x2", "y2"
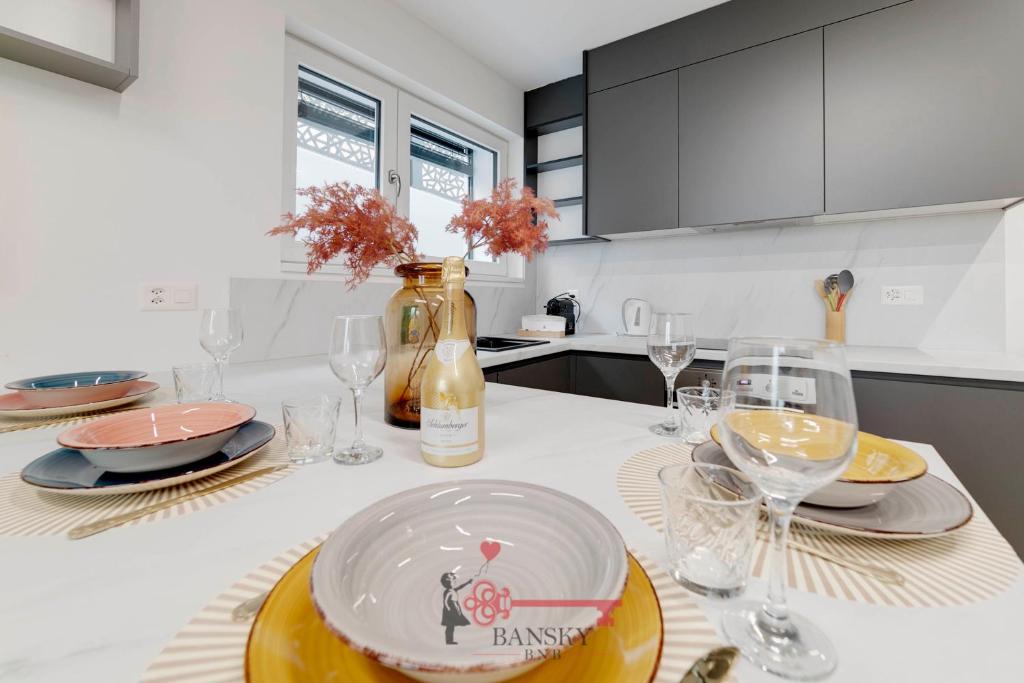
[{"x1": 521, "y1": 314, "x2": 566, "y2": 333}]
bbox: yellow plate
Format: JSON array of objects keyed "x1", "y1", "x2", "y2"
[
  {"x1": 710, "y1": 419, "x2": 927, "y2": 484},
  {"x1": 246, "y1": 548, "x2": 662, "y2": 682}
]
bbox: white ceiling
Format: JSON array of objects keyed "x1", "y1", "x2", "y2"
[{"x1": 390, "y1": 0, "x2": 727, "y2": 91}]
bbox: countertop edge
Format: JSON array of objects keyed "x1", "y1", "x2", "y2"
[{"x1": 477, "y1": 334, "x2": 1024, "y2": 384}]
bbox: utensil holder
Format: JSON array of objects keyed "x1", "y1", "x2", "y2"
[{"x1": 825, "y1": 310, "x2": 846, "y2": 343}]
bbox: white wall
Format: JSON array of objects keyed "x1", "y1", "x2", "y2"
[
  {"x1": 0, "y1": 0, "x2": 524, "y2": 379},
  {"x1": 537, "y1": 209, "x2": 1014, "y2": 351},
  {"x1": 0, "y1": 0, "x2": 116, "y2": 61}
]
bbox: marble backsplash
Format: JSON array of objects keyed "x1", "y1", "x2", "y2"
[
  {"x1": 230, "y1": 270, "x2": 537, "y2": 363},
  {"x1": 536, "y1": 209, "x2": 1011, "y2": 351}
]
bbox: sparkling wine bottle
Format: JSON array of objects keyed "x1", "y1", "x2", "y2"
[{"x1": 419, "y1": 256, "x2": 485, "y2": 466}]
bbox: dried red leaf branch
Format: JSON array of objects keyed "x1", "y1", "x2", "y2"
[
  {"x1": 267, "y1": 183, "x2": 420, "y2": 288},
  {"x1": 446, "y1": 178, "x2": 558, "y2": 261},
  {"x1": 268, "y1": 179, "x2": 556, "y2": 287}
]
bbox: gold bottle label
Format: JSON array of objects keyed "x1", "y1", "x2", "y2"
[
  {"x1": 434, "y1": 339, "x2": 471, "y2": 365},
  {"x1": 421, "y1": 405, "x2": 480, "y2": 457}
]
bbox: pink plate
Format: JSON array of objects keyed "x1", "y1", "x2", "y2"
[
  {"x1": 58, "y1": 402, "x2": 256, "y2": 451},
  {"x1": 0, "y1": 381, "x2": 159, "y2": 415}
]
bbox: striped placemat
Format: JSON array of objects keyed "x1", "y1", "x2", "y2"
[
  {"x1": 0, "y1": 433, "x2": 293, "y2": 537},
  {"x1": 0, "y1": 386, "x2": 175, "y2": 434},
  {"x1": 618, "y1": 442, "x2": 1022, "y2": 608},
  {"x1": 139, "y1": 540, "x2": 731, "y2": 683}
]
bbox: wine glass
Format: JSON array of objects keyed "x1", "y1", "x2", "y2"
[
  {"x1": 198, "y1": 309, "x2": 243, "y2": 401},
  {"x1": 329, "y1": 315, "x2": 387, "y2": 465},
  {"x1": 647, "y1": 312, "x2": 696, "y2": 436},
  {"x1": 717, "y1": 337, "x2": 858, "y2": 680}
]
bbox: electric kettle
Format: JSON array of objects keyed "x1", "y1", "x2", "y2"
[{"x1": 621, "y1": 298, "x2": 652, "y2": 336}]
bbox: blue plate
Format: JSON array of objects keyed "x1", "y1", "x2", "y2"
[
  {"x1": 6, "y1": 370, "x2": 147, "y2": 391},
  {"x1": 21, "y1": 421, "x2": 276, "y2": 495}
]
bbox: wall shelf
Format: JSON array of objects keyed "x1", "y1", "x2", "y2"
[
  {"x1": 527, "y1": 114, "x2": 583, "y2": 137},
  {"x1": 553, "y1": 196, "x2": 584, "y2": 208},
  {"x1": 527, "y1": 155, "x2": 583, "y2": 173}
]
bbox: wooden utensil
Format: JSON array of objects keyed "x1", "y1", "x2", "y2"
[
  {"x1": 814, "y1": 279, "x2": 829, "y2": 305},
  {"x1": 67, "y1": 465, "x2": 287, "y2": 539}
]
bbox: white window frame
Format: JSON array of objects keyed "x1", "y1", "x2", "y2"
[{"x1": 280, "y1": 35, "x2": 522, "y2": 285}]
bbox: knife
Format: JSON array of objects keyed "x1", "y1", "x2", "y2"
[{"x1": 67, "y1": 465, "x2": 287, "y2": 539}]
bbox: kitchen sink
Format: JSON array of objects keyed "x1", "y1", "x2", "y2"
[{"x1": 476, "y1": 336, "x2": 551, "y2": 352}]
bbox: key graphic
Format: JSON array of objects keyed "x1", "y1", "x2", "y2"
[{"x1": 463, "y1": 580, "x2": 622, "y2": 627}]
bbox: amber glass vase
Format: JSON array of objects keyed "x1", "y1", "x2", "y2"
[{"x1": 385, "y1": 263, "x2": 476, "y2": 428}]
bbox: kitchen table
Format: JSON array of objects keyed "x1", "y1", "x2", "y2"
[{"x1": 1, "y1": 355, "x2": 1021, "y2": 682}]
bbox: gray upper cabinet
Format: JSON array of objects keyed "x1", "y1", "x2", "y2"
[
  {"x1": 587, "y1": 0, "x2": 907, "y2": 93},
  {"x1": 587, "y1": 71, "x2": 679, "y2": 236},
  {"x1": 678, "y1": 29, "x2": 824, "y2": 227},
  {"x1": 825, "y1": 0, "x2": 1024, "y2": 213}
]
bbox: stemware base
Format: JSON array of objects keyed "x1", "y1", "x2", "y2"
[
  {"x1": 722, "y1": 602, "x2": 838, "y2": 680},
  {"x1": 649, "y1": 422, "x2": 681, "y2": 437},
  {"x1": 333, "y1": 445, "x2": 383, "y2": 466}
]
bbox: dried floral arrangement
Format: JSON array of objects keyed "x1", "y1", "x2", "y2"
[{"x1": 268, "y1": 177, "x2": 558, "y2": 287}]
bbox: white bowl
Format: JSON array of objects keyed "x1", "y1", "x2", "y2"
[{"x1": 310, "y1": 480, "x2": 628, "y2": 683}]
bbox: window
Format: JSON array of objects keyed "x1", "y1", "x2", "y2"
[
  {"x1": 281, "y1": 37, "x2": 515, "y2": 281},
  {"x1": 296, "y1": 67, "x2": 379, "y2": 194}
]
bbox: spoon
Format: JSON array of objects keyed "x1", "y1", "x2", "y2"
[
  {"x1": 838, "y1": 269, "x2": 854, "y2": 294},
  {"x1": 681, "y1": 646, "x2": 739, "y2": 682}
]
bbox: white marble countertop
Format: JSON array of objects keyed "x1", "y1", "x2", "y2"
[
  {"x1": 1, "y1": 356, "x2": 1022, "y2": 682},
  {"x1": 477, "y1": 333, "x2": 1024, "y2": 382}
]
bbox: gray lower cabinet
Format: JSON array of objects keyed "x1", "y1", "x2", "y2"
[
  {"x1": 490, "y1": 354, "x2": 572, "y2": 393},
  {"x1": 571, "y1": 355, "x2": 723, "y2": 406},
  {"x1": 825, "y1": 0, "x2": 1024, "y2": 213},
  {"x1": 678, "y1": 29, "x2": 824, "y2": 227},
  {"x1": 586, "y1": 71, "x2": 679, "y2": 236},
  {"x1": 574, "y1": 353, "x2": 666, "y2": 405},
  {"x1": 852, "y1": 375, "x2": 1024, "y2": 555}
]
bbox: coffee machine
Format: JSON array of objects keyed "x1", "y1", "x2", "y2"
[{"x1": 544, "y1": 293, "x2": 580, "y2": 335}]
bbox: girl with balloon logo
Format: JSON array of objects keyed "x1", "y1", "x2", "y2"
[{"x1": 440, "y1": 540, "x2": 501, "y2": 645}]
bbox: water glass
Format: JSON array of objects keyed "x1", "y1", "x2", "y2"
[
  {"x1": 282, "y1": 395, "x2": 342, "y2": 465},
  {"x1": 172, "y1": 363, "x2": 217, "y2": 403},
  {"x1": 658, "y1": 463, "x2": 760, "y2": 598},
  {"x1": 647, "y1": 312, "x2": 696, "y2": 436},
  {"x1": 329, "y1": 315, "x2": 387, "y2": 465},
  {"x1": 718, "y1": 337, "x2": 857, "y2": 679},
  {"x1": 677, "y1": 387, "x2": 731, "y2": 445},
  {"x1": 199, "y1": 308, "x2": 244, "y2": 401}
]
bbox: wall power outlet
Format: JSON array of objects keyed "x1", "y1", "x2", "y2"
[
  {"x1": 880, "y1": 285, "x2": 924, "y2": 306},
  {"x1": 139, "y1": 282, "x2": 198, "y2": 311}
]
